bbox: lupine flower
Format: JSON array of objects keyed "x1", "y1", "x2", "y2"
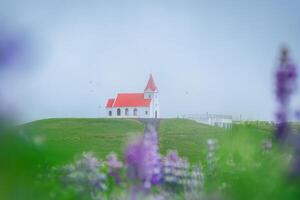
[
  {"x1": 183, "y1": 166, "x2": 204, "y2": 200},
  {"x1": 275, "y1": 47, "x2": 297, "y2": 141},
  {"x1": 61, "y1": 152, "x2": 107, "y2": 200},
  {"x1": 168, "y1": 150, "x2": 179, "y2": 162},
  {"x1": 143, "y1": 125, "x2": 162, "y2": 186},
  {"x1": 107, "y1": 152, "x2": 123, "y2": 170},
  {"x1": 125, "y1": 125, "x2": 161, "y2": 190},
  {"x1": 162, "y1": 150, "x2": 203, "y2": 192},
  {"x1": 77, "y1": 152, "x2": 101, "y2": 171},
  {"x1": 162, "y1": 151, "x2": 189, "y2": 185},
  {"x1": 106, "y1": 152, "x2": 123, "y2": 184},
  {"x1": 273, "y1": 48, "x2": 300, "y2": 178},
  {"x1": 207, "y1": 138, "x2": 218, "y2": 172}
]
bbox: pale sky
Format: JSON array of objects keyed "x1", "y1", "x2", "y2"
[{"x1": 0, "y1": 0, "x2": 300, "y2": 123}]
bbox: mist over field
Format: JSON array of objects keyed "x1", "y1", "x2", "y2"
[{"x1": 0, "y1": 0, "x2": 299, "y2": 123}]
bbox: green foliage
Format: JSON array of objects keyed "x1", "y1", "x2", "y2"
[
  {"x1": 0, "y1": 127, "x2": 78, "y2": 200},
  {"x1": 206, "y1": 125, "x2": 300, "y2": 200}
]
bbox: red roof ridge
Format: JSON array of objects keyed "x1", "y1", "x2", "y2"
[{"x1": 117, "y1": 92, "x2": 144, "y2": 95}]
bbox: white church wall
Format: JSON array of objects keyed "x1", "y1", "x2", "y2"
[
  {"x1": 153, "y1": 93, "x2": 159, "y2": 118},
  {"x1": 146, "y1": 92, "x2": 159, "y2": 118},
  {"x1": 106, "y1": 107, "x2": 151, "y2": 118}
]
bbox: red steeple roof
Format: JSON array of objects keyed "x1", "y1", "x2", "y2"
[{"x1": 144, "y1": 74, "x2": 158, "y2": 92}]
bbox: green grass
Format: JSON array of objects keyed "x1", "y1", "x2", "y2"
[
  {"x1": 21, "y1": 118, "x2": 228, "y2": 164},
  {"x1": 21, "y1": 118, "x2": 144, "y2": 164},
  {"x1": 159, "y1": 118, "x2": 227, "y2": 163},
  {"x1": 5, "y1": 118, "x2": 300, "y2": 199},
  {"x1": 20, "y1": 118, "x2": 274, "y2": 164}
]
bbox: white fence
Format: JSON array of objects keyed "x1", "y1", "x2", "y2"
[{"x1": 181, "y1": 113, "x2": 233, "y2": 129}]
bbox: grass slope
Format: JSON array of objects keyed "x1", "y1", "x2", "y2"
[
  {"x1": 21, "y1": 118, "x2": 226, "y2": 164},
  {"x1": 18, "y1": 118, "x2": 299, "y2": 200},
  {"x1": 21, "y1": 118, "x2": 144, "y2": 164},
  {"x1": 159, "y1": 119, "x2": 227, "y2": 163}
]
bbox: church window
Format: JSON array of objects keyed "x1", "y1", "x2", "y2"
[
  {"x1": 117, "y1": 108, "x2": 121, "y2": 116},
  {"x1": 125, "y1": 108, "x2": 129, "y2": 116},
  {"x1": 108, "y1": 110, "x2": 112, "y2": 116},
  {"x1": 133, "y1": 108, "x2": 138, "y2": 116}
]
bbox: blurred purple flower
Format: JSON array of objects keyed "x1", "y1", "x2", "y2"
[
  {"x1": 125, "y1": 125, "x2": 162, "y2": 191},
  {"x1": 62, "y1": 152, "x2": 107, "y2": 199},
  {"x1": 106, "y1": 152, "x2": 123, "y2": 184},
  {"x1": 295, "y1": 110, "x2": 300, "y2": 120},
  {"x1": 107, "y1": 153, "x2": 123, "y2": 170},
  {"x1": 162, "y1": 150, "x2": 203, "y2": 191},
  {"x1": 72, "y1": 152, "x2": 101, "y2": 172},
  {"x1": 0, "y1": 32, "x2": 25, "y2": 69},
  {"x1": 167, "y1": 150, "x2": 179, "y2": 162},
  {"x1": 275, "y1": 48, "x2": 297, "y2": 141}
]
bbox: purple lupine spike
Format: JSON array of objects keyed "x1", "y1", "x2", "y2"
[
  {"x1": 162, "y1": 150, "x2": 196, "y2": 188},
  {"x1": 167, "y1": 150, "x2": 179, "y2": 162},
  {"x1": 106, "y1": 153, "x2": 123, "y2": 184},
  {"x1": 274, "y1": 48, "x2": 300, "y2": 178},
  {"x1": 80, "y1": 152, "x2": 101, "y2": 171},
  {"x1": 275, "y1": 47, "x2": 297, "y2": 141},
  {"x1": 125, "y1": 136, "x2": 146, "y2": 180},
  {"x1": 144, "y1": 125, "x2": 162, "y2": 186},
  {"x1": 107, "y1": 153, "x2": 123, "y2": 169},
  {"x1": 61, "y1": 152, "x2": 107, "y2": 199},
  {"x1": 125, "y1": 125, "x2": 162, "y2": 191}
]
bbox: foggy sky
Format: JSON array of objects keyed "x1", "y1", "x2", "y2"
[{"x1": 0, "y1": 0, "x2": 300, "y2": 123}]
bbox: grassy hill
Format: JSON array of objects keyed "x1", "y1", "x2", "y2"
[
  {"x1": 14, "y1": 118, "x2": 290, "y2": 200},
  {"x1": 21, "y1": 118, "x2": 272, "y2": 165},
  {"x1": 21, "y1": 118, "x2": 144, "y2": 164},
  {"x1": 159, "y1": 119, "x2": 227, "y2": 163},
  {"x1": 20, "y1": 118, "x2": 229, "y2": 164}
]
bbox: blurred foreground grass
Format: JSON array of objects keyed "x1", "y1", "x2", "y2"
[{"x1": 0, "y1": 118, "x2": 299, "y2": 199}]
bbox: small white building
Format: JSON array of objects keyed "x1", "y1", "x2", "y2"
[
  {"x1": 182, "y1": 113, "x2": 233, "y2": 128},
  {"x1": 105, "y1": 74, "x2": 159, "y2": 118}
]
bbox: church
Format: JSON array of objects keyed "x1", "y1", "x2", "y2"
[{"x1": 105, "y1": 74, "x2": 159, "y2": 118}]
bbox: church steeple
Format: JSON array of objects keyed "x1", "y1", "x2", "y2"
[
  {"x1": 144, "y1": 74, "x2": 158, "y2": 92},
  {"x1": 143, "y1": 74, "x2": 159, "y2": 118}
]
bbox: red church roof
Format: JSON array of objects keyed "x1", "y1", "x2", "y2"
[
  {"x1": 106, "y1": 93, "x2": 151, "y2": 108},
  {"x1": 106, "y1": 74, "x2": 157, "y2": 108},
  {"x1": 106, "y1": 98, "x2": 115, "y2": 108},
  {"x1": 144, "y1": 74, "x2": 158, "y2": 92}
]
